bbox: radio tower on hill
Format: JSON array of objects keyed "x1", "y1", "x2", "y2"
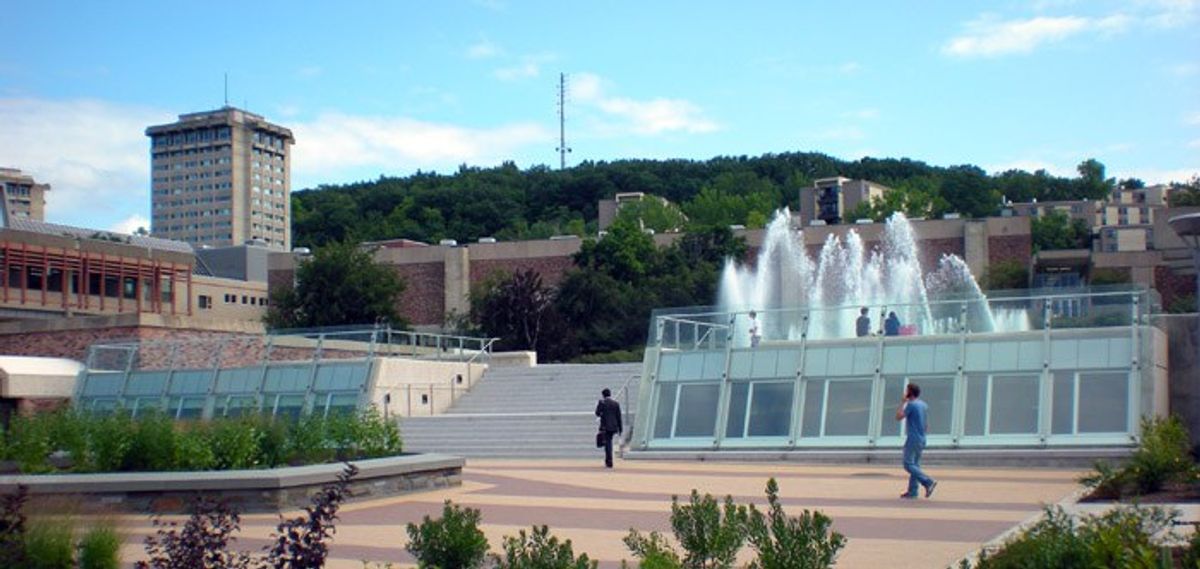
[{"x1": 556, "y1": 72, "x2": 572, "y2": 169}]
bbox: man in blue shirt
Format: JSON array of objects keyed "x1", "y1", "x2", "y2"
[{"x1": 895, "y1": 383, "x2": 937, "y2": 499}]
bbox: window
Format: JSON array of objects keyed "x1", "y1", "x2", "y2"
[
  {"x1": 241, "y1": 295, "x2": 248, "y2": 304},
  {"x1": 198, "y1": 295, "x2": 212, "y2": 309}
]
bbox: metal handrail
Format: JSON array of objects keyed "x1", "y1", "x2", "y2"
[{"x1": 614, "y1": 372, "x2": 640, "y2": 449}]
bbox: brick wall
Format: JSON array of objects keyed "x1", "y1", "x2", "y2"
[
  {"x1": 393, "y1": 263, "x2": 444, "y2": 326},
  {"x1": 988, "y1": 235, "x2": 1033, "y2": 268},
  {"x1": 469, "y1": 256, "x2": 576, "y2": 288},
  {"x1": 1156, "y1": 266, "x2": 1198, "y2": 310}
]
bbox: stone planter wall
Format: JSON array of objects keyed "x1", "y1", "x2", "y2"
[{"x1": 0, "y1": 453, "x2": 463, "y2": 513}]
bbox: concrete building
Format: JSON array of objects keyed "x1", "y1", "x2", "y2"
[
  {"x1": 269, "y1": 216, "x2": 1032, "y2": 329},
  {"x1": 146, "y1": 107, "x2": 294, "y2": 250},
  {"x1": 0, "y1": 168, "x2": 49, "y2": 222},
  {"x1": 798, "y1": 177, "x2": 892, "y2": 226}
]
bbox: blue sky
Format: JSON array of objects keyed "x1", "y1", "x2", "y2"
[{"x1": 1, "y1": 0, "x2": 1197, "y2": 232}]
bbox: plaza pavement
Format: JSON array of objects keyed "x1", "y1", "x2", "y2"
[{"x1": 115, "y1": 458, "x2": 1084, "y2": 569}]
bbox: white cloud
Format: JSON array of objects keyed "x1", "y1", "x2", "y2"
[
  {"x1": 0, "y1": 98, "x2": 171, "y2": 228},
  {"x1": 296, "y1": 65, "x2": 323, "y2": 79},
  {"x1": 494, "y1": 62, "x2": 539, "y2": 81},
  {"x1": 290, "y1": 113, "x2": 552, "y2": 175},
  {"x1": 110, "y1": 214, "x2": 150, "y2": 234},
  {"x1": 466, "y1": 38, "x2": 501, "y2": 59},
  {"x1": 568, "y1": 72, "x2": 719, "y2": 136},
  {"x1": 1167, "y1": 62, "x2": 1199, "y2": 76},
  {"x1": 942, "y1": 14, "x2": 1120, "y2": 57},
  {"x1": 838, "y1": 61, "x2": 862, "y2": 74},
  {"x1": 842, "y1": 108, "x2": 880, "y2": 120},
  {"x1": 1115, "y1": 166, "x2": 1199, "y2": 185},
  {"x1": 1188, "y1": 138, "x2": 1200, "y2": 149},
  {"x1": 1186, "y1": 111, "x2": 1200, "y2": 125},
  {"x1": 1141, "y1": 0, "x2": 1198, "y2": 28}
]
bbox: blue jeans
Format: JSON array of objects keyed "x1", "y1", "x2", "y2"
[{"x1": 903, "y1": 438, "x2": 933, "y2": 496}]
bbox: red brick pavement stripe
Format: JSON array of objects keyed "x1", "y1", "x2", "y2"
[
  {"x1": 478, "y1": 463, "x2": 1075, "y2": 485},
  {"x1": 465, "y1": 471, "x2": 1046, "y2": 512}
]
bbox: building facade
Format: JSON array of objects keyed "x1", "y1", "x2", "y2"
[
  {"x1": 0, "y1": 168, "x2": 49, "y2": 222},
  {"x1": 798, "y1": 177, "x2": 892, "y2": 226},
  {"x1": 146, "y1": 107, "x2": 294, "y2": 250}
]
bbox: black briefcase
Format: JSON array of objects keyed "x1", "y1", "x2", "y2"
[{"x1": 595, "y1": 431, "x2": 605, "y2": 448}]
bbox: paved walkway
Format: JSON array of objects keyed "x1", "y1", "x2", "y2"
[{"x1": 116, "y1": 458, "x2": 1083, "y2": 568}]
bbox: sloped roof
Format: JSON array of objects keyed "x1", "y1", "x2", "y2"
[{"x1": 5, "y1": 218, "x2": 195, "y2": 254}]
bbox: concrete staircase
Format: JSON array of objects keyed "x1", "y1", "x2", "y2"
[{"x1": 399, "y1": 363, "x2": 642, "y2": 458}]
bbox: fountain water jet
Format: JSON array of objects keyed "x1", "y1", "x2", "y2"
[{"x1": 719, "y1": 209, "x2": 1029, "y2": 343}]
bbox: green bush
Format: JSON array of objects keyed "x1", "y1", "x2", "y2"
[
  {"x1": 745, "y1": 478, "x2": 846, "y2": 569},
  {"x1": 256, "y1": 415, "x2": 289, "y2": 468},
  {"x1": 78, "y1": 523, "x2": 122, "y2": 569},
  {"x1": 571, "y1": 348, "x2": 645, "y2": 364},
  {"x1": 350, "y1": 407, "x2": 403, "y2": 458},
  {"x1": 173, "y1": 423, "x2": 216, "y2": 471},
  {"x1": 45, "y1": 410, "x2": 89, "y2": 469},
  {"x1": 87, "y1": 414, "x2": 134, "y2": 473},
  {"x1": 623, "y1": 530, "x2": 682, "y2": 569},
  {"x1": 969, "y1": 505, "x2": 1176, "y2": 568},
  {"x1": 24, "y1": 517, "x2": 75, "y2": 569},
  {"x1": 7, "y1": 412, "x2": 54, "y2": 473},
  {"x1": 493, "y1": 525, "x2": 597, "y2": 569},
  {"x1": 210, "y1": 417, "x2": 263, "y2": 470},
  {"x1": 1080, "y1": 415, "x2": 1197, "y2": 499},
  {"x1": 285, "y1": 413, "x2": 333, "y2": 465},
  {"x1": 670, "y1": 490, "x2": 747, "y2": 569},
  {"x1": 123, "y1": 412, "x2": 177, "y2": 472},
  {"x1": 405, "y1": 500, "x2": 490, "y2": 569}
]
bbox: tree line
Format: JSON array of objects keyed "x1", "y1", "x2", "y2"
[{"x1": 292, "y1": 153, "x2": 1135, "y2": 247}]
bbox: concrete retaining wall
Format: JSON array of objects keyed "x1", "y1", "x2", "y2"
[{"x1": 0, "y1": 453, "x2": 463, "y2": 513}]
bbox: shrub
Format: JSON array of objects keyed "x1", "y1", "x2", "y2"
[
  {"x1": 351, "y1": 407, "x2": 403, "y2": 458},
  {"x1": 1080, "y1": 415, "x2": 1197, "y2": 499},
  {"x1": 45, "y1": 410, "x2": 89, "y2": 470},
  {"x1": 745, "y1": 478, "x2": 846, "y2": 569},
  {"x1": 87, "y1": 414, "x2": 134, "y2": 473},
  {"x1": 263, "y1": 463, "x2": 358, "y2": 568},
  {"x1": 623, "y1": 530, "x2": 682, "y2": 569},
  {"x1": 256, "y1": 416, "x2": 289, "y2": 468},
  {"x1": 78, "y1": 523, "x2": 122, "y2": 569},
  {"x1": 210, "y1": 417, "x2": 263, "y2": 470},
  {"x1": 7, "y1": 412, "x2": 54, "y2": 473},
  {"x1": 136, "y1": 497, "x2": 253, "y2": 569},
  {"x1": 405, "y1": 500, "x2": 490, "y2": 569},
  {"x1": 1127, "y1": 416, "x2": 1196, "y2": 495},
  {"x1": 670, "y1": 490, "x2": 747, "y2": 569},
  {"x1": 285, "y1": 414, "x2": 332, "y2": 465},
  {"x1": 492, "y1": 525, "x2": 597, "y2": 569},
  {"x1": 24, "y1": 516, "x2": 75, "y2": 569},
  {"x1": 123, "y1": 412, "x2": 177, "y2": 472},
  {"x1": 969, "y1": 505, "x2": 1176, "y2": 568},
  {"x1": 174, "y1": 423, "x2": 216, "y2": 471}
]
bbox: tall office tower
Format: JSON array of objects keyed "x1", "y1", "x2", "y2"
[
  {"x1": 0, "y1": 167, "x2": 50, "y2": 222},
  {"x1": 146, "y1": 107, "x2": 294, "y2": 250}
]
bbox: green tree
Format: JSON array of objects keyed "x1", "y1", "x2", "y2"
[
  {"x1": 472, "y1": 269, "x2": 575, "y2": 361},
  {"x1": 493, "y1": 525, "x2": 596, "y2": 569},
  {"x1": 1074, "y1": 158, "x2": 1115, "y2": 200},
  {"x1": 265, "y1": 241, "x2": 406, "y2": 329},
  {"x1": 1030, "y1": 211, "x2": 1091, "y2": 253},
  {"x1": 616, "y1": 197, "x2": 688, "y2": 233},
  {"x1": 1168, "y1": 176, "x2": 1200, "y2": 206},
  {"x1": 982, "y1": 260, "x2": 1029, "y2": 290}
]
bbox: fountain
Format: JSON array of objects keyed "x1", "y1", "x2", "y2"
[{"x1": 718, "y1": 209, "x2": 1029, "y2": 343}]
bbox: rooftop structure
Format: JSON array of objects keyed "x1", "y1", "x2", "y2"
[
  {"x1": 147, "y1": 107, "x2": 294, "y2": 250},
  {"x1": 0, "y1": 167, "x2": 50, "y2": 222},
  {"x1": 799, "y1": 177, "x2": 893, "y2": 226}
]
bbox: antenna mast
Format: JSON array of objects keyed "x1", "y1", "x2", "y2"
[
  {"x1": 224, "y1": 73, "x2": 229, "y2": 107},
  {"x1": 556, "y1": 72, "x2": 571, "y2": 169}
]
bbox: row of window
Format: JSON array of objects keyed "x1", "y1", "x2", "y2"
[
  {"x1": 84, "y1": 392, "x2": 358, "y2": 421},
  {"x1": 2, "y1": 185, "x2": 33, "y2": 197},
  {"x1": 153, "y1": 209, "x2": 233, "y2": 221},
  {"x1": 198, "y1": 293, "x2": 269, "y2": 309},
  {"x1": 157, "y1": 221, "x2": 233, "y2": 232},
  {"x1": 152, "y1": 144, "x2": 233, "y2": 158},
  {"x1": 151, "y1": 127, "x2": 233, "y2": 148},
  {"x1": 153, "y1": 183, "x2": 235, "y2": 196},
  {"x1": 153, "y1": 195, "x2": 229, "y2": 208},
  {"x1": 3, "y1": 265, "x2": 174, "y2": 302},
  {"x1": 153, "y1": 157, "x2": 233, "y2": 171},
  {"x1": 252, "y1": 131, "x2": 287, "y2": 149}
]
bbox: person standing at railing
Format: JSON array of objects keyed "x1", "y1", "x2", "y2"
[
  {"x1": 885, "y1": 312, "x2": 901, "y2": 336},
  {"x1": 748, "y1": 311, "x2": 762, "y2": 348},
  {"x1": 595, "y1": 388, "x2": 623, "y2": 469},
  {"x1": 856, "y1": 307, "x2": 871, "y2": 337}
]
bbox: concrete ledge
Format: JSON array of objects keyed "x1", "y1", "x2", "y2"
[
  {"x1": 0, "y1": 453, "x2": 464, "y2": 513},
  {"x1": 623, "y1": 446, "x2": 1134, "y2": 468}
]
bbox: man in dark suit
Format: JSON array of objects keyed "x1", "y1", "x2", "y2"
[{"x1": 595, "y1": 388, "x2": 623, "y2": 468}]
